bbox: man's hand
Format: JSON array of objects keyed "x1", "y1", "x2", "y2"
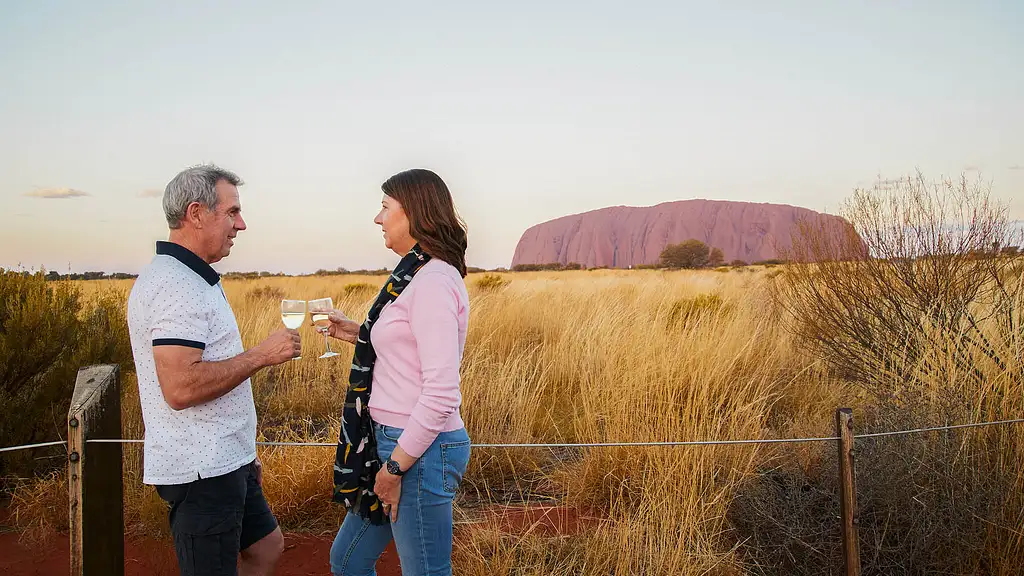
[
  {"x1": 254, "y1": 458, "x2": 264, "y2": 485},
  {"x1": 327, "y1": 310, "x2": 360, "y2": 345},
  {"x1": 374, "y1": 468, "x2": 402, "y2": 523},
  {"x1": 256, "y1": 328, "x2": 301, "y2": 365}
]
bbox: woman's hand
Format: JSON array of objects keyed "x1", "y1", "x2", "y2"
[
  {"x1": 374, "y1": 468, "x2": 402, "y2": 522},
  {"x1": 326, "y1": 309, "x2": 360, "y2": 344}
]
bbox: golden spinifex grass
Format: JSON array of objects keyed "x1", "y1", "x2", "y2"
[{"x1": 8, "y1": 266, "x2": 1024, "y2": 574}]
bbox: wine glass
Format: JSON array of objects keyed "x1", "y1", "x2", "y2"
[
  {"x1": 280, "y1": 299, "x2": 306, "y2": 360},
  {"x1": 308, "y1": 297, "x2": 339, "y2": 359}
]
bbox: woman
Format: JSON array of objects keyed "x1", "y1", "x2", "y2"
[{"x1": 324, "y1": 168, "x2": 471, "y2": 576}]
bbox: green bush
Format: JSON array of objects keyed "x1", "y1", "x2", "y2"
[
  {"x1": 660, "y1": 240, "x2": 723, "y2": 269},
  {"x1": 0, "y1": 271, "x2": 133, "y2": 480}
]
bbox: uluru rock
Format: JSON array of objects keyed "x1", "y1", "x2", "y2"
[{"x1": 511, "y1": 199, "x2": 856, "y2": 268}]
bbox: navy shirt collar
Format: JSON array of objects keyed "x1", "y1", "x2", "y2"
[{"x1": 156, "y1": 241, "x2": 220, "y2": 286}]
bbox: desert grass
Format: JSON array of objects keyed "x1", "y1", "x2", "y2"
[{"x1": 7, "y1": 267, "x2": 1024, "y2": 574}]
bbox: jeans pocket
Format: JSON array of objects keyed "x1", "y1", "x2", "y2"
[
  {"x1": 378, "y1": 424, "x2": 403, "y2": 442},
  {"x1": 440, "y1": 440, "x2": 471, "y2": 495}
]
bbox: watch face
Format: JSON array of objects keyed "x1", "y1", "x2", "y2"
[{"x1": 388, "y1": 459, "x2": 401, "y2": 475}]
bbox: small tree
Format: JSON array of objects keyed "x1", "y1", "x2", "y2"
[
  {"x1": 709, "y1": 247, "x2": 725, "y2": 267},
  {"x1": 660, "y1": 239, "x2": 711, "y2": 269}
]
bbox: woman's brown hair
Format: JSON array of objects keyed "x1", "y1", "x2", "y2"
[{"x1": 382, "y1": 168, "x2": 468, "y2": 277}]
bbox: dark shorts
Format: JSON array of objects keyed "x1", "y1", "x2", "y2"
[{"x1": 155, "y1": 461, "x2": 278, "y2": 576}]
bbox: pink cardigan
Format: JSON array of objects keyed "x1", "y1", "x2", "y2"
[{"x1": 367, "y1": 259, "x2": 469, "y2": 458}]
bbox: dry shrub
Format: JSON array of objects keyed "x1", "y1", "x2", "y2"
[
  {"x1": 744, "y1": 172, "x2": 1024, "y2": 574},
  {"x1": 474, "y1": 273, "x2": 510, "y2": 292},
  {"x1": 773, "y1": 171, "x2": 1022, "y2": 398},
  {"x1": 245, "y1": 284, "x2": 286, "y2": 302}
]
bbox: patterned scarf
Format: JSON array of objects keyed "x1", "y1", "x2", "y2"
[{"x1": 332, "y1": 244, "x2": 431, "y2": 524}]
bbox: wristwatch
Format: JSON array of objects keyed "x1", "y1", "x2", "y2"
[{"x1": 385, "y1": 457, "x2": 406, "y2": 476}]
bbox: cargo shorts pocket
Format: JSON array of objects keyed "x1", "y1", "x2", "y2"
[{"x1": 174, "y1": 522, "x2": 242, "y2": 576}]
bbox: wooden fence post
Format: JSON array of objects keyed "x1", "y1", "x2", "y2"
[
  {"x1": 836, "y1": 407, "x2": 861, "y2": 576},
  {"x1": 68, "y1": 364, "x2": 124, "y2": 576}
]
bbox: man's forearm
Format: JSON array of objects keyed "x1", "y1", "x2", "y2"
[{"x1": 169, "y1": 347, "x2": 268, "y2": 409}]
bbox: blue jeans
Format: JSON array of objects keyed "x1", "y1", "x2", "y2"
[{"x1": 330, "y1": 423, "x2": 471, "y2": 576}]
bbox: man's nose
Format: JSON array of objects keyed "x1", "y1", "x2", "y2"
[{"x1": 236, "y1": 215, "x2": 247, "y2": 230}]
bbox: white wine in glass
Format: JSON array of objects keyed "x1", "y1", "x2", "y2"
[
  {"x1": 280, "y1": 299, "x2": 306, "y2": 360},
  {"x1": 311, "y1": 312, "x2": 331, "y2": 329},
  {"x1": 308, "y1": 297, "x2": 339, "y2": 359}
]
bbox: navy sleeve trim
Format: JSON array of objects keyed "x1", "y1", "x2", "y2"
[{"x1": 153, "y1": 338, "x2": 206, "y2": 350}]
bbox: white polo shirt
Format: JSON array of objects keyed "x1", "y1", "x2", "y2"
[{"x1": 127, "y1": 241, "x2": 257, "y2": 485}]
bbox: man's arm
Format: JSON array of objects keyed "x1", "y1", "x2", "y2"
[{"x1": 154, "y1": 328, "x2": 299, "y2": 410}]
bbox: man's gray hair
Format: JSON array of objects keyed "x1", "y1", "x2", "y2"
[{"x1": 163, "y1": 164, "x2": 244, "y2": 229}]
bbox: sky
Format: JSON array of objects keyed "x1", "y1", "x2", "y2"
[{"x1": 1, "y1": 0, "x2": 1022, "y2": 274}]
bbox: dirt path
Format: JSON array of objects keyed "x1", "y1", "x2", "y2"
[
  {"x1": 1, "y1": 505, "x2": 593, "y2": 575},
  {"x1": 0, "y1": 532, "x2": 401, "y2": 576}
]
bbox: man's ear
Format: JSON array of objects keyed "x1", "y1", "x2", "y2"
[{"x1": 185, "y1": 202, "x2": 206, "y2": 229}]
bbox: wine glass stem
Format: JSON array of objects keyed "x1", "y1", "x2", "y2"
[{"x1": 322, "y1": 330, "x2": 332, "y2": 353}]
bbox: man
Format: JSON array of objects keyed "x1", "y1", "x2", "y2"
[{"x1": 127, "y1": 164, "x2": 300, "y2": 576}]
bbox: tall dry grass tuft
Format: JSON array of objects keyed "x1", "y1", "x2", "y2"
[
  {"x1": 7, "y1": 471, "x2": 67, "y2": 545},
  {"x1": 255, "y1": 431, "x2": 345, "y2": 533}
]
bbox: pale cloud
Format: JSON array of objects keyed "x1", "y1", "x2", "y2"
[
  {"x1": 24, "y1": 187, "x2": 90, "y2": 199},
  {"x1": 137, "y1": 188, "x2": 163, "y2": 198},
  {"x1": 1009, "y1": 165, "x2": 1023, "y2": 171}
]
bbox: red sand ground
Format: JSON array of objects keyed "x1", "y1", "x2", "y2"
[
  {"x1": 0, "y1": 532, "x2": 402, "y2": 576},
  {"x1": 1, "y1": 506, "x2": 591, "y2": 575}
]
